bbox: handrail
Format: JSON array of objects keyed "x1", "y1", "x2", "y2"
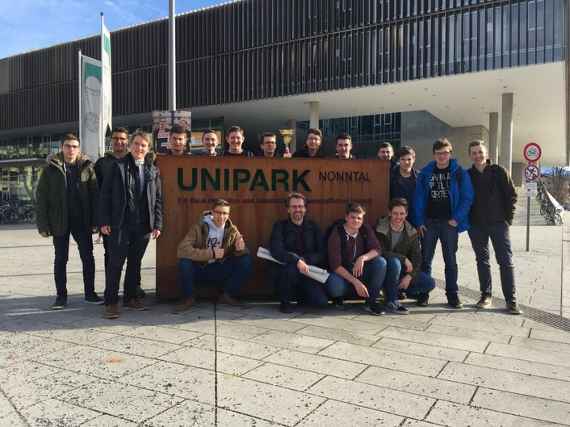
[{"x1": 536, "y1": 179, "x2": 564, "y2": 225}]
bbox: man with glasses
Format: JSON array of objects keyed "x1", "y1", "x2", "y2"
[
  {"x1": 175, "y1": 199, "x2": 252, "y2": 312},
  {"x1": 414, "y1": 138, "x2": 473, "y2": 308},
  {"x1": 293, "y1": 128, "x2": 325, "y2": 158},
  {"x1": 36, "y1": 133, "x2": 101, "y2": 309}
]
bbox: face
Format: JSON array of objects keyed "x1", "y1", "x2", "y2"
[
  {"x1": 399, "y1": 154, "x2": 415, "y2": 172},
  {"x1": 111, "y1": 132, "x2": 129, "y2": 156},
  {"x1": 306, "y1": 134, "x2": 321, "y2": 153},
  {"x1": 345, "y1": 211, "x2": 364, "y2": 230},
  {"x1": 212, "y1": 205, "x2": 230, "y2": 228},
  {"x1": 202, "y1": 132, "x2": 218, "y2": 154},
  {"x1": 389, "y1": 205, "x2": 408, "y2": 228},
  {"x1": 287, "y1": 197, "x2": 306, "y2": 223},
  {"x1": 261, "y1": 137, "x2": 277, "y2": 157},
  {"x1": 469, "y1": 144, "x2": 488, "y2": 166},
  {"x1": 433, "y1": 147, "x2": 452, "y2": 168},
  {"x1": 130, "y1": 135, "x2": 150, "y2": 160},
  {"x1": 62, "y1": 139, "x2": 80, "y2": 163},
  {"x1": 377, "y1": 147, "x2": 393, "y2": 160},
  {"x1": 336, "y1": 139, "x2": 352, "y2": 159},
  {"x1": 170, "y1": 132, "x2": 187, "y2": 155},
  {"x1": 226, "y1": 131, "x2": 244, "y2": 153}
]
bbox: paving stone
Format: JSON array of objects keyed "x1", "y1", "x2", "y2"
[
  {"x1": 401, "y1": 420, "x2": 443, "y2": 427},
  {"x1": 290, "y1": 315, "x2": 387, "y2": 334},
  {"x1": 264, "y1": 348, "x2": 366, "y2": 380},
  {"x1": 350, "y1": 314, "x2": 431, "y2": 331},
  {"x1": 119, "y1": 361, "x2": 214, "y2": 405},
  {"x1": 143, "y1": 400, "x2": 214, "y2": 426},
  {"x1": 83, "y1": 414, "x2": 137, "y2": 426},
  {"x1": 159, "y1": 346, "x2": 216, "y2": 370},
  {"x1": 234, "y1": 315, "x2": 308, "y2": 333},
  {"x1": 0, "y1": 333, "x2": 71, "y2": 367},
  {"x1": 425, "y1": 324, "x2": 512, "y2": 344},
  {"x1": 294, "y1": 324, "x2": 378, "y2": 346},
  {"x1": 243, "y1": 362, "x2": 323, "y2": 391},
  {"x1": 529, "y1": 327, "x2": 570, "y2": 344},
  {"x1": 215, "y1": 320, "x2": 271, "y2": 340},
  {"x1": 297, "y1": 399, "x2": 403, "y2": 426},
  {"x1": 250, "y1": 331, "x2": 334, "y2": 354},
  {"x1": 0, "y1": 392, "x2": 17, "y2": 418},
  {"x1": 439, "y1": 362, "x2": 570, "y2": 403},
  {"x1": 426, "y1": 400, "x2": 555, "y2": 426},
  {"x1": 307, "y1": 376, "x2": 434, "y2": 419},
  {"x1": 319, "y1": 342, "x2": 447, "y2": 377},
  {"x1": 94, "y1": 335, "x2": 183, "y2": 358},
  {"x1": 62, "y1": 379, "x2": 184, "y2": 423},
  {"x1": 0, "y1": 412, "x2": 26, "y2": 427},
  {"x1": 486, "y1": 342, "x2": 570, "y2": 367},
  {"x1": 21, "y1": 398, "x2": 100, "y2": 426},
  {"x1": 429, "y1": 316, "x2": 531, "y2": 338},
  {"x1": 114, "y1": 325, "x2": 203, "y2": 344},
  {"x1": 217, "y1": 353, "x2": 263, "y2": 376},
  {"x1": 190, "y1": 334, "x2": 280, "y2": 360},
  {"x1": 373, "y1": 337, "x2": 468, "y2": 362},
  {"x1": 357, "y1": 366, "x2": 476, "y2": 404},
  {"x1": 473, "y1": 387, "x2": 570, "y2": 425},
  {"x1": 217, "y1": 408, "x2": 276, "y2": 426},
  {"x1": 0, "y1": 360, "x2": 59, "y2": 388},
  {"x1": 28, "y1": 327, "x2": 119, "y2": 345},
  {"x1": 218, "y1": 374, "x2": 325, "y2": 426},
  {"x1": 510, "y1": 336, "x2": 570, "y2": 354}
]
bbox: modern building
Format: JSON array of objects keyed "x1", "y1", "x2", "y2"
[{"x1": 0, "y1": 0, "x2": 568, "y2": 221}]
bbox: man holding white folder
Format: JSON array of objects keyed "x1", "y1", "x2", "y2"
[{"x1": 269, "y1": 193, "x2": 328, "y2": 313}]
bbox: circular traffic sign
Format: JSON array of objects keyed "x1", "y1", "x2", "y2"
[
  {"x1": 524, "y1": 164, "x2": 540, "y2": 182},
  {"x1": 523, "y1": 142, "x2": 542, "y2": 162}
]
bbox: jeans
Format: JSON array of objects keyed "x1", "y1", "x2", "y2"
[
  {"x1": 177, "y1": 255, "x2": 253, "y2": 298},
  {"x1": 421, "y1": 219, "x2": 459, "y2": 297},
  {"x1": 468, "y1": 222, "x2": 516, "y2": 303},
  {"x1": 384, "y1": 257, "x2": 436, "y2": 300},
  {"x1": 273, "y1": 264, "x2": 328, "y2": 307},
  {"x1": 104, "y1": 226, "x2": 150, "y2": 305},
  {"x1": 52, "y1": 226, "x2": 95, "y2": 298},
  {"x1": 325, "y1": 257, "x2": 387, "y2": 303}
]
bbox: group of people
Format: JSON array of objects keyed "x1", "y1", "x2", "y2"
[{"x1": 36, "y1": 124, "x2": 521, "y2": 319}]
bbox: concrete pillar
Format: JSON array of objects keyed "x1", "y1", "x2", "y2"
[
  {"x1": 489, "y1": 112, "x2": 499, "y2": 164},
  {"x1": 308, "y1": 101, "x2": 320, "y2": 129},
  {"x1": 499, "y1": 93, "x2": 514, "y2": 175}
]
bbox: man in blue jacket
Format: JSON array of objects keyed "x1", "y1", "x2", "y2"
[{"x1": 414, "y1": 138, "x2": 474, "y2": 308}]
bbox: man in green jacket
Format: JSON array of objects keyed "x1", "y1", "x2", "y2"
[{"x1": 36, "y1": 133, "x2": 101, "y2": 309}]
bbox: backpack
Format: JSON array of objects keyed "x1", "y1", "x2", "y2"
[{"x1": 323, "y1": 219, "x2": 370, "y2": 270}]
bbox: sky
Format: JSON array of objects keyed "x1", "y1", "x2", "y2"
[{"x1": 0, "y1": 0, "x2": 231, "y2": 59}]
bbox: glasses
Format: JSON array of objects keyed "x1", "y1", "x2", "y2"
[{"x1": 213, "y1": 210, "x2": 230, "y2": 216}]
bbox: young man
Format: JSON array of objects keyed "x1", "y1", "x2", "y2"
[
  {"x1": 269, "y1": 193, "x2": 327, "y2": 313},
  {"x1": 99, "y1": 131, "x2": 163, "y2": 319},
  {"x1": 293, "y1": 128, "x2": 325, "y2": 158},
  {"x1": 377, "y1": 141, "x2": 397, "y2": 169},
  {"x1": 390, "y1": 146, "x2": 419, "y2": 226},
  {"x1": 258, "y1": 132, "x2": 292, "y2": 158},
  {"x1": 36, "y1": 133, "x2": 101, "y2": 309},
  {"x1": 467, "y1": 141, "x2": 521, "y2": 314},
  {"x1": 224, "y1": 126, "x2": 255, "y2": 157},
  {"x1": 200, "y1": 129, "x2": 219, "y2": 156},
  {"x1": 376, "y1": 198, "x2": 436, "y2": 311},
  {"x1": 325, "y1": 203, "x2": 387, "y2": 315},
  {"x1": 167, "y1": 124, "x2": 190, "y2": 156},
  {"x1": 335, "y1": 133, "x2": 355, "y2": 159},
  {"x1": 175, "y1": 199, "x2": 252, "y2": 312},
  {"x1": 414, "y1": 138, "x2": 474, "y2": 309}
]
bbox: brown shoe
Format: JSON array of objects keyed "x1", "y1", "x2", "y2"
[
  {"x1": 218, "y1": 293, "x2": 244, "y2": 307},
  {"x1": 125, "y1": 298, "x2": 147, "y2": 311},
  {"x1": 173, "y1": 297, "x2": 194, "y2": 314},
  {"x1": 104, "y1": 304, "x2": 120, "y2": 320}
]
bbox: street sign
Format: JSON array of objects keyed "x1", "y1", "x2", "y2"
[
  {"x1": 525, "y1": 181, "x2": 538, "y2": 197},
  {"x1": 524, "y1": 164, "x2": 540, "y2": 182},
  {"x1": 523, "y1": 142, "x2": 542, "y2": 162}
]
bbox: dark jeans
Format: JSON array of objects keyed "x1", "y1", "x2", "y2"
[
  {"x1": 273, "y1": 264, "x2": 328, "y2": 307},
  {"x1": 104, "y1": 226, "x2": 150, "y2": 305},
  {"x1": 421, "y1": 219, "x2": 459, "y2": 297},
  {"x1": 385, "y1": 257, "x2": 436, "y2": 301},
  {"x1": 325, "y1": 257, "x2": 387, "y2": 304},
  {"x1": 103, "y1": 234, "x2": 142, "y2": 294},
  {"x1": 52, "y1": 227, "x2": 95, "y2": 298},
  {"x1": 468, "y1": 222, "x2": 516, "y2": 303},
  {"x1": 177, "y1": 255, "x2": 253, "y2": 298}
]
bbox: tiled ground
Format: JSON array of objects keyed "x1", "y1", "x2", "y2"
[{"x1": 1, "y1": 226, "x2": 570, "y2": 426}]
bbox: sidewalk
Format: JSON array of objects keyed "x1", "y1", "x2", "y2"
[{"x1": 1, "y1": 227, "x2": 570, "y2": 426}]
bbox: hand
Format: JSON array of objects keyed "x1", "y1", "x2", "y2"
[
  {"x1": 151, "y1": 229, "x2": 161, "y2": 239},
  {"x1": 100, "y1": 225, "x2": 111, "y2": 235},
  {"x1": 404, "y1": 258, "x2": 413, "y2": 273},
  {"x1": 214, "y1": 247, "x2": 225, "y2": 259},
  {"x1": 352, "y1": 256, "x2": 365, "y2": 278},
  {"x1": 39, "y1": 231, "x2": 49, "y2": 238},
  {"x1": 399, "y1": 274, "x2": 412, "y2": 290},
  {"x1": 417, "y1": 225, "x2": 427, "y2": 238},
  {"x1": 353, "y1": 280, "x2": 370, "y2": 298},
  {"x1": 448, "y1": 219, "x2": 458, "y2": 227},
  {"x1": 297, "y1": 259, "x2": 310, "y2": 274},
  {"x1": 235, "y1": 235, "x2": 245, "y2": 251}
]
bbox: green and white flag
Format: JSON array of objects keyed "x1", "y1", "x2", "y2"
[
  {"x1": 79, "y1": 52, "x2": 102, "y2": 161},
  {"x1": 101, "y1": 14, "x2": 112, "y2": 139}
]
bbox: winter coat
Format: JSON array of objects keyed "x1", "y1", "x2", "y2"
[
  {"x1": 468, "y1": 164, "x2": 517, "y2": 225},
  {"x1": 269, "y1": 218, "x2": 324, "y2": 266},
  {"x1": 375, "y1": 217, "x2": 421, "y2": 279}
]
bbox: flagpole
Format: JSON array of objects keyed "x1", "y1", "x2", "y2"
[
  {"x1": 100, "y1": 12, "x2": 104, "y2": 157},
  {"x1": 78, "y1": 49, "x2": 82, "y2": 145},
  {"x1": 168, "y1": 0, "x2": 176, "y2": 112}
]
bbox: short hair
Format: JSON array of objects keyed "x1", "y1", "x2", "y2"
[
  {"x1": 388, "y1": 197, "x2": 409, "y2": 212},
  {"x1": 112, "y1": 127, "x2": 129, "y2": 136},
  {"x1": 378, "y1": 142, "x2": 393, "y2": 150},
  {"x1": 62, "y1": 133, "x2": 79, "y2": 145},
  {"x1": 397, "y1": 145, "x2": 416, "y2": 158},
  {"x1": 202, "y1": 129, "x2": 217, "y2": 140},
  {"x1": 170, "y1": 124, "x2": 187, "y2": 135},
  {"x1": 306, "y1": 128, "x2": 322, "y2": 140},
  {"x1": 336, "y1": 132, "x2": 352, "y2": 144},
  {"x1": 131, "y1": 130, "x2": 151, "y2": 145},
  {"x1": 212, "y1": 199, "x2": 230, "y2": 210},
  {"x1": 433, "y1": 138, "x2": 453, "y2": 153},
  {"x1": 346, "y1": 202, "x2": 366, "y2": 215},
  {"x1": 227, "y1": 125, "x2": 245, "y2": 136},
  {"x1": 261, "y1": 132, "x2": 277, "y2": 143},
  {"x1": 286, "y1": 192, "x2": 306, "y2": 207},
  {"x1": 468, "y1": 140, "x2": 486, "y2": 153}
]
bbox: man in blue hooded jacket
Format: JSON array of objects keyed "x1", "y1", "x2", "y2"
[{"x1": 414, "y1": 138, "x2": 474, "y2": 308}]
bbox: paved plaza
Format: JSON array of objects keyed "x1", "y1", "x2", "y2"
[{"x1": 1, "y1": 224, "x2": 570, "y2": 426}]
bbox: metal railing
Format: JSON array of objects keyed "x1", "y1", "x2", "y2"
[{"x1": 537, "y1": 179, "x2": 565, "y2": 225}]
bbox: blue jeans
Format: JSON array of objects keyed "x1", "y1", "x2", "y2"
[
  {"x1": 325, "y1": 257, "x2": 387, "y2": 303},
  {"x1": 273, "y1": 264, "x2": 328, "y2": 307},
  {"x1": 177, "y1": 255, "x2": 253, "y2": 298},
  {"x1": 421, "y1": 219, "x2": 459, "y2": 296},
  {"x1": 384, "y1": 257, "x2": 436, "y2": 301}
]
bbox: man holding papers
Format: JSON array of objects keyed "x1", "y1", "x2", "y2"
[{"x1": 269, "y1": 193, "x2": 328, "y2": 313}]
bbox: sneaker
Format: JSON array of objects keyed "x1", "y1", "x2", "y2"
[
  {"x1": 85, "y1": 293, "x2": 103, "y2": 304},
  {"x1": 364, "y1": 302, "x2": 385, "y2": 316},
  {"x1": 506, "y1": 301, "x2": 522, "y2": 315},
  {"x1": 136, "y1": 287, "x2": 146, "y2": 299},
  {"x1": 416, "y1": 293, "x2": 429, "y2": 307},
  {"x1": 173, "y1": 297, "x2": 194, "y2": 314},
  {"x1": 331, "y1": 298, "x2": 348, "y2": 311},
  {"x1": 385, "y1": 302, "x2": 409, "y2": 315},
  {"x1": 125, "y1": 298, "x2": 147, "y2": 311},
  {"x1": 103, "y1": 304, "x2": 120, "y2": 319},
  {"x1": 50, "y1": 296, "x2": 67, "y2": 310},
  {"x1": 218, "y1": 293, "x2": 244, "y2": 307},
  {"x1": 476, "y1": 295, "x2": 492, "y2": 309},
  {"x1": 447, "y1": 296, "x2": 464, "y2": 309},
  {"x1": 279, "y1": 302, "x2": 294, "y2": 314},
  {"x1": 398, "y1": 290, "x2": 407, "y2": 300}
]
